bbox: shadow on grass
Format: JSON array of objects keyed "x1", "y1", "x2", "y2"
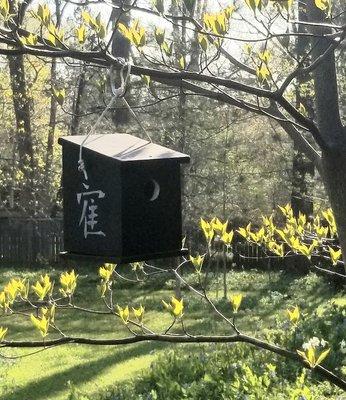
[{"x1": 2, "y1": 341, "x2": 168, "y2": 400}]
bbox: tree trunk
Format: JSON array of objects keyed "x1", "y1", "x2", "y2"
[
  {"x1": 45, "y1": 0, "x2": 61, "y2": 189},
  {"x1": 7, "y1": 54, "x2": 35, "y2": 212},
  {"x1": 110, "y1": 0, "x2": 131, "y2": 126},
  {"x1": 307, "y1": 0, "x2": 345, "y2": 271},
  {"x1": 45, "y1": 59, "x2": 58, "y2": 187},
  {"x1": 70, "y1": 65, "x2": 86, "y2": 135},
  {"x1": 321, "y1": 150, "x2": 346, "y2": 269},
  {"x1": 291, "y1": 149, "x2": 314, "y2": 217},
  {"x1": 291, "y1": 0, "x2": 314, "y2": 217}
]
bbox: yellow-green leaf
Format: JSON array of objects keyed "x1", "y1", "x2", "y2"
[
  {"x1": 287, "y1": 306, "x2": 300, "y2": 326},
  {"x1": 81, "y1": 10, "x2": 91, "y2": 24},
  {"x1": 98, "y1": 23, "x2": 106, "y2": 40},
  {"x1": 0, "y1": 326, "x2": 7, "y2": 342},
  {"x1": 97, "y1": 281, "x2": 107, "y2": 298},
  {"x1": 230, "y1": 293, "x2": 243, "y2": 313},
  {"x1": 245, "y1": 0, "x2": 262, "y2": 12},
  {"x1": 76, "y1": 25, "x2": 86, "y2": 44},
  {"x1": 53, "y1": 87, "x2": 66, "y2": 106},
  {"x1": 190, "y1": 254, "x2": 204, "y2": 272},
  {"x1": 132, "y1": 305, "x2": 145, "y2": 323},
  {"x1": 117, "y1": 305, "x2": 129, "y2": 324},
  {"x1": 315, "y1": 0, "x2": 331, "y2": 12},
  {"x1": 162, "y1": 296, "x2": 184, "y2": 318},
  {"x1": 37, "y1": 3, "x2": 51, "y2": 25},
  {"x1": 256, "y1": 63, "x2": 270, "y2": 83},
  {"x1": 31, "y1": 275, "x2": 52, "y2": 300},
  {"x1": 258, "y1": 50, "x2": 271, "y2": 64},
  {"x1": 154, "y1": 27, "x2": 165, "y2": 46},
  {"x1": 99, "y1": 263, "x2": 115, "y2": 282},
  {"x1": 30, "y1": 314, "x2": 49, "y2": 338},
  {"x1": 316, "y1": 348, "x2": 330, "y2": 366},
  {"x1": 328, "y1": 246, "x2": 342, "y2": 266},
  {"x1": 244, "y1": 43, "x2": 252, "y2": 55},
  {"x1": 141, "y1": 75, "x2": 151, "y2": 86},
  {"x1": 60, "y1": 270, "x2": 78, "y2": 297},
  {"x1": 221, "y1": 230, "x2": 234, "y2": 246},
  {"x1": 0, "y1": 0, "x2": 9, "y2": 19},
  {"x1": 179, "y1": 56, "x2": 186, "y2": 69},
  {"x1": 0, "y1": 291, "x2": 9, "y2": 311},
  {"x1": 162, "y1": 41, "x2": 173, "y2": 57},
  {"x1": 198, "y1": 34, "x2": 208, "y2": 52}
]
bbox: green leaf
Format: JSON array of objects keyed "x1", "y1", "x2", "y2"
[
  {"x1": 162, "y1": 41, "x2": 173, "y2": 57},
  {"x1": 316, "y1": 348, "x2": 330, "y2": 366},
  {"x1": 141, "y1": 75, "x2": 151, "y2": 87},
  {"x1": 198, "y1": 34, "x2": 208, "y2": 52},
  {"x1": 98, "y1": 23, "x2": 106, "y2": 40},
  {"x1": 139, "y1": 29, "x2": 146, "y2": 47},
  {"x1": 154, "y1": 27, "x2": 165, "y2": 46},
  {"x1": 245, "y1": 0, "x2": 261, "y2": 12},
  {"x1": 47, "y1": 32, "x2": 56, "y2": 46},
  {"x1": 179, "y1": 55, "x2": 186, "y2": 69},
  {"x1": 53, "y1": 88, "x2": 66, "y2": 106},
  {"x1": 37, "y1": 3, "x2": 51, "y2": 25}
]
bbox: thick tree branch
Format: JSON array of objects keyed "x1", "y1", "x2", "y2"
[
  {"x1": 269, "y1": 104, "x2": 322, "y2": 170},
  {"x1": 278, "y1": 30, "x2": 346, "y2": 96},
  {"x1": 2, "y1": 333, "x2": 345, "y2": 390},
  {"x1": 0, "y1": 26, "x2": 324, "y2": 144}
]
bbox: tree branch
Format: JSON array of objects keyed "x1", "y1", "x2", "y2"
[{"x1": 2, "y1": 333, "x2": 345, "y2": 390}]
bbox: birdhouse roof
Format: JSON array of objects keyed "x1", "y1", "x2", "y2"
[{"x1": 58, "y1": 134, "x2": 190, "y2": 163}]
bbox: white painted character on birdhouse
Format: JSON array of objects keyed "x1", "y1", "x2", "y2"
[{"x1": 77, "y1": 182, "x2": 106, "y2": 239}]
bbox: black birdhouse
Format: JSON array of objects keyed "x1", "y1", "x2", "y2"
[{"x1": 58, "y1": 134, "x2": 190, "y2": 263}]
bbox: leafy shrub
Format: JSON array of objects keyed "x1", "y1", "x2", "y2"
[{"x1": 67, "y1": 343, "x2": 343, "y2": 400}]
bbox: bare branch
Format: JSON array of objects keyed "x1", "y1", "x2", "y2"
[{"x1": 2, "y1": 333, "x2": 345, "y2": 390}]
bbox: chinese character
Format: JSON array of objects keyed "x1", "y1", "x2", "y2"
[{"x1": 77, "y1": 184, "x2": 106, "y2": 239}]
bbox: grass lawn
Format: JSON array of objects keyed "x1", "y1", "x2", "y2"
[{"x1": 0, "y1": 264, "x2": 343, "y2": 400}]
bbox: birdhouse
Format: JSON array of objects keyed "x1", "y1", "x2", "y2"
[{"x1": 58, "y1": 134, "x2": 190, "y2": 263}]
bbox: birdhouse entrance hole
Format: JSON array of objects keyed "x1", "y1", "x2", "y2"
[{"x1": 144, "y1": 179, "x2": 160, "y2": 202}]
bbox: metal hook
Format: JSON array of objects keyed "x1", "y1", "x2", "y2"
[{"x1": 110, "y1": 63, "x2": 131, "y2": 98}]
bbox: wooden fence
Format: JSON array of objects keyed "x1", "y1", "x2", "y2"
[
  {"x1": 0, "y1": 217, "x2": 63, "y2": 265},
  {"x1": 0, "y1": 218, "x2": 309, "y2": 270}
]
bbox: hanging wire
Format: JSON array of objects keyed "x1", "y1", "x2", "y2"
[
  {"x1": 77, "y1": 62, "x2": 131, "y2": 180},
  {"x1": 77, "y1": 61, "x2": 152, "y2": 180},
  {"x1": 109, "y1": 63, "x2": 152, "y2": 144}
]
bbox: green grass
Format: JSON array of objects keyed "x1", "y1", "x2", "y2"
[{"x1": 0, "y1": 265, "x2": 343, "y2": 400}]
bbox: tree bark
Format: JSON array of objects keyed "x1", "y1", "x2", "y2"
[
  {"x1": 45, "y1": 59, "x2": 58, "y2": 187},
  {"x1": 307, "y1": 0, "x2": 345, "y2": 269},
  {"x1": 45, "y1": 0, "x2": 62, "y2": 189},
  {"x1": 7, "y1": 54, "x2": 35, "y2": 212},
  {"x1": 291, "y1": 149, "x2": 314, "y2": 217},
  {"x1": 291, "y1": 0, "x2": 315, "y2": 217},
  {"x1": 70, "y1": 65, "x2": 86, "y2": 135},
  {"x1": 321, "y1": 150, "x2": 346, "y2": 267},
  {"x1": 110, "y1": 0, "x2": 131, "y2": 126}
]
